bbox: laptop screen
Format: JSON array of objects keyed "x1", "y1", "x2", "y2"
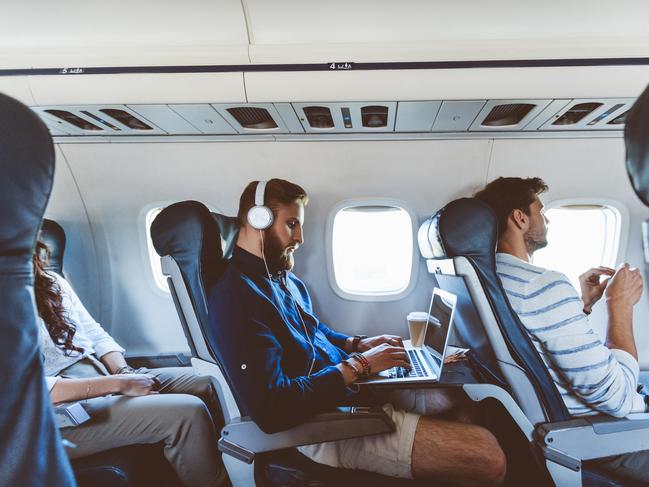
[{"x1": 424, "y1": 288, "x2": 457, "y2": 367}]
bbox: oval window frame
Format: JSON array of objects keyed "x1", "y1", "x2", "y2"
[{"x1": 325, "y1": 198, "x2": 418, "y2": 302}]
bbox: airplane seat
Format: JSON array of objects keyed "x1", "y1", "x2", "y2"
[
  {"x1": 625, "y1": 83, "x2": 649, "y2": 208},
  {"x1": 151, "y1": 200, "x2": 427, "y2": 487},
  {"x1": 38, "y1": 218, "x2": 181, "y2": 487},
  {"x1": 418, "y1": 197, "x2": 649, "y2": 487},
  {"x1": 41, "y1": 219, "x2": 66, "y2": 275},
  {"x1": 0, "y1": 92, "x2": 75, "y2": 485}
]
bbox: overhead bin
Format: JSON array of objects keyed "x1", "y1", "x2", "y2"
[{"x1": 293, "y1": 102, "x2": 396, "y2": 132}]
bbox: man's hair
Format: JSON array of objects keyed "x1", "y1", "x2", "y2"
[
  {"x1": 474, "y1": 177, "x2": 548, "y2": 234},
  {"x1": 237, "y1": 178, "x2": 308, "y2": 227}
]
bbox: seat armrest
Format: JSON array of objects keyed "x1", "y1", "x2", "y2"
[
  {"x1": 219, "y1": 406, "x2": 394, "y2": 463},
  {"x1": 536, "y1": 415, "x2": 649, "y2": 461}
]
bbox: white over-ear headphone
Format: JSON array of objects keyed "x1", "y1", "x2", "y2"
[
  {"x1": 247, "y1": 180, "x2": 274, "y2": 230},
  {"x1": 251, "y1": 179, "x2": 316, "y2": 376}
]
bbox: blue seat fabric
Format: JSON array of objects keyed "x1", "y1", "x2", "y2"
[{"x1": 0, "y1": 93, "x2": 76, "y2": 486}]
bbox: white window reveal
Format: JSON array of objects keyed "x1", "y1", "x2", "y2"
[
  {"x1": 145, "y1": 207, "x2": 169, "y2": 292},
  {"x1": 329, "y1": 202, "x2": 415, "y2": 300},
  {"x1": 532, "y1": 204, "x2": 623, "y2": 289}
]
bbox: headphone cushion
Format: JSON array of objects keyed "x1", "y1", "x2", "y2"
[{"x1": 248, "y1": 205, "x2": 274, "y2": 230}]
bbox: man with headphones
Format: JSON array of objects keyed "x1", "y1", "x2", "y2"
[{"x1": 207, "y1": 179, "x2": 506, "y2": 486}]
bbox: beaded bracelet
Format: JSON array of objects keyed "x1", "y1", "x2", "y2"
[{"x1": 350, "y1": 352, "x2": 371, "y2": 377}]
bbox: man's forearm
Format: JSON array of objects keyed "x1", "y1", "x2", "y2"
[{"x1": 605, "y1": 303, "x2": 638, "y2": 360}]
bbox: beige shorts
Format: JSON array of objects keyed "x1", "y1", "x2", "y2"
[{"x1": 298, "y1": 388, "x2": 457, "y2": 479}]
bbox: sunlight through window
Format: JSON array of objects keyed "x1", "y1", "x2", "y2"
[
  {"x1": 332, "y1": 205, "x2": 413, "y2": 296},
  {"x1": 533, "y1": 205, "x2": 621, "y2": 288}
]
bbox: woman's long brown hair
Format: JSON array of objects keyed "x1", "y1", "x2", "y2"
[{"x1": 33, "y1": 240, "x2": 84, "y2": 355}]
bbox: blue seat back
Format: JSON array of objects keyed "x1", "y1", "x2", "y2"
[
  {"x1": 0, "y1": 93, "x2": 76, "y2": 485},
  {"x1": 419, "y1": 197, "x2": 570, "y2": 422}
]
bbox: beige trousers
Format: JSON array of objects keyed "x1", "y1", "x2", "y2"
[{"x1": 59, "y1": 358, "x2": 225, "y2": 487}]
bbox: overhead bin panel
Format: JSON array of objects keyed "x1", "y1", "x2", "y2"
[
  {"x1": 33, "y1": 105, "x2": 165, "y2": 135},
  {"x1": 127, "y1": 105, "x2": 202, "y2": 135},
  {"x1": 244, "y1": 0, "x2": 649, "y2": 63},
  {"x1": 469, "y1": 100, "x2": 551, "y2": 131},
  {"x1": 394, "y1": 102, "x2": 441, "y2": 132},
  {"x1": 29, "y1": 73, "x2": 246, "y2": 106},
  {"x1": 537, "y1": 98, "x2": 636, "y2": 131},
  {"x1": 169, "y1": 105, "x2": 236, "y2": 134},
  {"x1": 1, "y1": 0, "x2": 249, "y2": 69},
  {"x1": 432, "y1": 101, "x2": 486, "y2": 132},
  {"x1": 293, "y1": 102, "x2": 396, "y2": 132}
]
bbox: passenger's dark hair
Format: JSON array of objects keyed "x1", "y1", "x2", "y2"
[
  {"x1": 237, "y1": 178, "x2": 309, "y2": 227},
  {"x1": 33, "y1": 240, "x2": 84, "y2": 355},
  {"x1": 474, "y1": 177, "x2": 548, "y2": 234}
]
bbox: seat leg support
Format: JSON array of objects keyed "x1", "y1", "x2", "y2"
[{"x1": 223, "y1": 455, "x2": 257, "y2": 487}]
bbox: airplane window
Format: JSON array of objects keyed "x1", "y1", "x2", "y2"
[
  {"x1": 532, "y1": 204, "x2": 621, "y2": 289},
  {"x1": 331, "y1": 204, "x2": 413, "y2": 297},
  {"x1": 145, "y1": 207, "x2": 169, "y2": 292}
]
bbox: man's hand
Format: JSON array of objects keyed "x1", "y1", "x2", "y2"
[
  {"x1": 357, "y1": 334, "x2": 404, "y2": 352},
  {"x1": 361, "y1": 343, "x2": 410, "y2": 374},
  {"x1": 115, "y1": 374, "x2": 160, "y2": 396},
  {"x1": 579, "y1": 266, "x2": 615, "y2": 314},
  {"x1": 604, "y1": 264, "x2": 643, "y2": 360},
  {"x1": 606, "y1": 264, "x2": 644, "y2": 308}
]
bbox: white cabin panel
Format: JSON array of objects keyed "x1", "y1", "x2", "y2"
[
  {"x1": 44, "y1": 147, "x2": 101, "y2": 322},
  {"x1": 56, "y1": 139, "x2": 491, "y2": 355},
  {"x1": 28, "y1": 73, "x2": 246, "y2": 106}
]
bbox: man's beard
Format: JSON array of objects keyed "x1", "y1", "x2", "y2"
[
  {"x1": 263, "y1": 230, "x2": 295, "y2": 274},
  {"x1": 524, "y1": 229, "x2": 548, "y2": 256}
]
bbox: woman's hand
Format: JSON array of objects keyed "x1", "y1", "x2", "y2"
[{"x1": 115, "y1": 373, "x2": 160, "y2": 396}]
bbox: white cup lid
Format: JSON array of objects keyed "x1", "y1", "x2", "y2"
[{"x1": 407, "y1": 312, "x2": 429, "y2": 321}]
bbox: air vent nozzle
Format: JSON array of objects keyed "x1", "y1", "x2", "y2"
[
  {"x1": 608, "y1": 110, "x2": 629, "y2": 125},
  {"x1": 553, "y1": 102, "x2": 602, "y2": 126},
  {"x1": 482, "y1": 103, "x2": 535, "y2": 127},
  {"x1": 100, "y1": 109, "x2": 152, "y2": 130},
  {"x1": 361, "y1": 106, "x2": 388, "y2": 128},
  {"x1": 304, "y1": 106, "x2": 334, "y2": 128},
  {"x1": 45, "y1": 109, "x2": 101, "y2": 131},
  {"x1": 227, "y1": 107, "x2": 277, "y2": 129}
]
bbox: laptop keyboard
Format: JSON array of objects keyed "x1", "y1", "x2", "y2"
[{"x1": 387, "y1": 350, "x2": 429, "y2": 378}]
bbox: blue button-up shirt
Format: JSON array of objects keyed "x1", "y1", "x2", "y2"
[{"x1": 207, "y1": 246, "x2": 373, "y2": 433}]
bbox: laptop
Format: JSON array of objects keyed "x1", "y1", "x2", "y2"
[{"x1": 356, "y1": 287, "x2": 457, "y2": 385}]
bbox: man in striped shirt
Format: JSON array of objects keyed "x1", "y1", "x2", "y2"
[{"x1": 475, "y1": 177, "x2": 649, "y2": 483}]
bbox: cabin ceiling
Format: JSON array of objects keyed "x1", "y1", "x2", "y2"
[{"x1": 1, "y1": 0, "x2": 648, "y2": 69}]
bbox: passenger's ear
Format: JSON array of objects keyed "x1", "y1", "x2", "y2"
[{"x1": 510, "y1": 209, "x2": 529, "y2": 231}]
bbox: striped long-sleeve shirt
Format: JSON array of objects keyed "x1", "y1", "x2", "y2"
[{"x1": 496, "y1": 253, "x2": 646, "y2": 417}]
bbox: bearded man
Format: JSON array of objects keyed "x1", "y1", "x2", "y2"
[
  {"x1": 475, "y1": 177, "x2": 649, "y2": 484},
  {"x1": 206, "y1": 179, "x2": 506, "y2": 486}
]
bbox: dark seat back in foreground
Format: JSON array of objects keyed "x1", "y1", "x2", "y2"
[
  {"x1": 151, "y1": 201, "x2": 415, "y2": 487},
  {"x1": 419, "y1": 197, "x2": 649, "y2": 486},
  {"x1": 0, "y1": 93, "x2": 75, "y2": 485}
]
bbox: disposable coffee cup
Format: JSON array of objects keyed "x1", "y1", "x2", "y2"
[{"x1": 407, "y1": 312, "x2": 429, "y2": 348}]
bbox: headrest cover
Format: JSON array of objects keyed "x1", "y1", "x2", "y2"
[
  {"x1": 150, "y1": 201, "x2": 239, "y2": 318},
  {"x1": 40, "y1": 219, "x2": 66, "y2": 276},
  {"x1": 0, "y1": 93, "x2": 55, "y2": 262},
  {"x1": 625, "y1": 83, "x2": 649, "y2": 207},
  {"x1": 419, "y1": 198, "x2": 498, "y2": 262}
]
